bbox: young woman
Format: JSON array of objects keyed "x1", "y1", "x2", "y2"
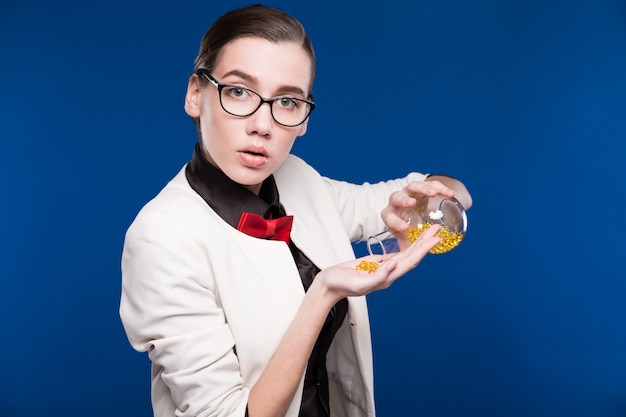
[{"x1": 120, "y1": 5, "x2": 471, "y2": 417}]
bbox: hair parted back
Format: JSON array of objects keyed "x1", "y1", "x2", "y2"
[{"x1": 193, "y1": 4, "x2": 316, "y2": 90}]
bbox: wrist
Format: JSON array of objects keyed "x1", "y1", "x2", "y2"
[{"x1": 306, "y1": 273, "x2": 341, "y2": 312}]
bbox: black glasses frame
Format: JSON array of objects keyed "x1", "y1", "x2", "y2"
[{"x1": 197, "y1": 70, "x2": 315, "y2": 127}]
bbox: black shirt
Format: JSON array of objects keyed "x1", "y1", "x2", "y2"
[{"x1": 185, "y1": 143, "x2": 348, "y2": 417}]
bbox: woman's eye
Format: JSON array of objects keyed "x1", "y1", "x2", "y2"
[
  {"x1": 226, "y1": 87, "x2": 248, "y2": 99},
  {"x1": 278, "y1": 97, "x2": 297, "y2": 109}
]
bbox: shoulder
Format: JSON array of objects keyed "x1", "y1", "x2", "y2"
[
  {"x1": 141, "y1": 167, "x2": 203, "y2": 212},
  {"x1": 125, "y1": 166, "x2": 217, "y2": 239},
  {"x1": 274, "y1": 154, "x2": 319, "y2": 177},
  {"x1": 273, "y1": 154, "x2": 326, "y2": 194}
]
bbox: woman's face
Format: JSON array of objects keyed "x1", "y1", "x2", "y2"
[{"x1": 185, "y1": 37, "x2": 313, "y2": 195}]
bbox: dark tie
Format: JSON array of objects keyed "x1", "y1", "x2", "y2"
[{"x1": 237, "y1": 212, "x2": 293, "y2": 244}]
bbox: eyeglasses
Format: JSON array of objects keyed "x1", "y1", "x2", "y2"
[{"x1": 198, "y1": 70, "x2": 315, "y2": 127}]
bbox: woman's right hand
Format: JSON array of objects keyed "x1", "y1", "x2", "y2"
[{"x1": 313, "y1": 223, "x2": 442, "y2": 304}]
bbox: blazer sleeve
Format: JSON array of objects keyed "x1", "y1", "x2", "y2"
[
  {"x1": 120, "y1": 205, "x2": 249, "y2": 417},
  {"x1": 321, "y1": 172, "x2": 428, "y2": 242}
]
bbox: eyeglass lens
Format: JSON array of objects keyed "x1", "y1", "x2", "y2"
[{"x1": 219, "y1": 85, "x2": 311, "y2": 127}]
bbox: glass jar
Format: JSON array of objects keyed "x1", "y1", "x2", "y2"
[
  {"x1": 404, "y1": 195, "x2": 467, "y2": 254},
  {"x1": 367, "y1": 195, "x2": 468, "y2": 259}
]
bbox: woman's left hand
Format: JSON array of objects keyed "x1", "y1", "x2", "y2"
[{"x1": 380, "y1": 179, "x2": 457, "y2": 250}]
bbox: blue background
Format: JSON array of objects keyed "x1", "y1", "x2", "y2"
[{"x1": 1, "y1": 0, "x2": 625, "y2": 416}]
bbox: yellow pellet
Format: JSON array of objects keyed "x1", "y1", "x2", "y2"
[
  {"x1": 356, "y1": 260, "x2": 379, "y2": 273},
  {"x1": 406, "y1": 223, "x2": 464, "y2": 254}
]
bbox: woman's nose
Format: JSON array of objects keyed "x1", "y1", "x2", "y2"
[{"x1": 246, "y1": 101, "x2": 274, "y2": 137}]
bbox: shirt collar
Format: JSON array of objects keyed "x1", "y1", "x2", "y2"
[{"x1": 184, "y1": 142, "x2": 285, "y2": 228}]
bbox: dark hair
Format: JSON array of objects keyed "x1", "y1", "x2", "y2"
[
  {"x1": 189, "y1": 4, "x2": 316, "y2": 131},
  {"x1": 194, "y1": 4, "x2": 315, "y2": 78}
]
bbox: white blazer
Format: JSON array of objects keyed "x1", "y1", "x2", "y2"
[{"x1": 120, "y1": 154, "x2": 426, "y2": 417}]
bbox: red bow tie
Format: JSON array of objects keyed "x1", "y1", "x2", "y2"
[{"x1": 237, "y1": 212, "x2": 293, "y2": 244}]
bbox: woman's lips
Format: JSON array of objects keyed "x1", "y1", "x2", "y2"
[{"x1": 238, "y1": 149, "x2": 268, "y2": 167}]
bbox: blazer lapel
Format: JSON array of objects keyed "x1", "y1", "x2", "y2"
[{"x1": 274, "y1": 160, "x2": 356, "y2": 270}]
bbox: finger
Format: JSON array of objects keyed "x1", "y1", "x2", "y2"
[
  {"x1": 364, "y1": 224, "x2": 441, "y2": 283},
  {"x1": 406, "y1": 180, "x2": 454, "y2": 198},
  {"x1": 388, "y1": 189, "x2": 417, "y2": 208},
  {"x1": 391, "y1": 224, "x2": 441, "y2": 266},
  {"x1": 380, "y1": 208, "x2": 410, "y2": 233},
  {"x1": 381, "y1": 190, "x2": 419, "y2": 232},
  {"x1": 354, "y1": 226, "x2": 442, "y2": 290}
]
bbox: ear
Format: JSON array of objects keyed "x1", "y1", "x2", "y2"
[
  {"x1": 184, "y1": 75, "x2": 202, "y2": 118},
  {"x1": 296, "y1": 117, "x2": 309, "y2": 137}
]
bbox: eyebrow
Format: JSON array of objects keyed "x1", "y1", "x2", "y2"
[{"x1": 221, "y1": 69, "x2": 307, "y2": 97}]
